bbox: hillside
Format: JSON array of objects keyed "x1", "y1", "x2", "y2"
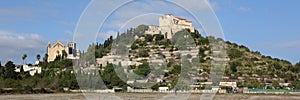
[{"x1": 88, "y1": 24, "x2": 300, "y2": 89}]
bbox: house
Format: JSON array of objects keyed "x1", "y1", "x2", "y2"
[
  {"x1": 15, "y1": 64, "x2": 41, "y2": 76},
  {"x1": 211, "y1": 86, "x2": 220, "y2": 91},
  {"x1": 159, "y1": 87, "x2": 169, "y2": 92},
  {"x1": 96, "y1": 54, "x2": 142, "y2": 67},
  {"x1": 279, "y1": 83, "x2": 290, "y2": 87},
  {"x1": 127, "y1": 86, "x2": 152, "y2": 93},
  {"x1": 219, "y1": 82, "x2": 237, "y2": 88}
]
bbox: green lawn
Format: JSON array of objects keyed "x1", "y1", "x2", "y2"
[{"x1": 250, "y1": 88, "x2": 291, "y2": 92}]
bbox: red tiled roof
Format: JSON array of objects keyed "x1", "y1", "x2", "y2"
[{"x1": 176, "y1": 17, "x2": 186, "y2": 20}]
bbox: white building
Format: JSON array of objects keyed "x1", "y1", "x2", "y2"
[
  {"x1": 219, "y1": 82, "x2": 237, "y2": 87},
  {"x1": 15, "y1": 64, "x2": 41, "y2": 76},
  {"x1": 158, "y1": 87, "x2": 169, "y2": 92},
  {"x1": 145, "y1": 14, "x2": 195, "y2": 39},
  {"x1": 96, "y1": 55, "x2": 142, "y2": 67}
]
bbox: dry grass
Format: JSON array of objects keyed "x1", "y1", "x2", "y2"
[{"x1": 1, "y1": 93, "x2": 300, "y2": 100}]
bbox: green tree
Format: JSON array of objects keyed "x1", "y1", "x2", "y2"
[
  {"x1": 131, "y1": 44, "x2": 138, "y2": 50},
  {"x1": 138, "y1": 49, "x2": 149, "y2": 57},
  {"x1": 0, "y1": 64, "x2": 3, "y2": 79},
  {"x1": 43, "y1": 53, "x2": 48, "y2": 62},
  {"x1": 134, "y1": 63, "x2": 151, "y2": 77},
  {"x1": 187, "y1": 54, "x2": 192, "y2": 58},
  {"x1": 198, "y1": 37, "x2": 209, "y2": 45},
  {"x1": 18, "y1": 65, "x2": 29, "y2": 79},
  {"x1": 4, "y1": 61, "x2": 18, "y2": 79},
  {"x1": 292, "y1": 62, "x2": 300, "y2": 73},
  {"x1": 36, "y1": 54, "x2": 41, "y2": 61},
  {"x1": 272, "y1": 62, "x2": 282, "y2": 70},
  {"x1": 62, "y1": 50, "x2": 67, "y2": 59},
  {"x1": 290, "y1": 81, "x2": 300, "y2": 89},
  {"x1": 145, "y1": 34, "x2": 153, "y2": 42},
  {"x1": 22, "y1": 54, "x2": 27, "y2": 64},
  {"x1": 101, "y1": 63, "x2": 127, "y2": 89},
  {"x1": 229, "y1": 61, "x2": 241, "y2": 73},
  {"x1": 134, "y1": 25, "x2": 149, "y2": 36},
  {"x1": 190, "y1": 29, "x2": 201, "y2": 39},
  {"x1": 171, "y1": 65, "x2": 181, "y2": 74},
  {"x1": 151, "y1": 84, "x2": 160, "y2": 91},
  {"x1": 272, "y1": 81, "x2": 280, "y2": 89},
  {"x1": 20, "y1": 65, "x2": 24, "y2": 73},
  {"x1": 154, "y1": 34, "x2": 164, "y2": 41},
  {"x1": 227, "y1": 48, "x2": 244, "y2": 59},
  {"x1": 103, "y1": 36, "x2": 113, "y2": 48}
]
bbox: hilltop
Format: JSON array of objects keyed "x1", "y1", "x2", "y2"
[{"x1": 87, "y1": 23, "x2": 300, "y2": 90}]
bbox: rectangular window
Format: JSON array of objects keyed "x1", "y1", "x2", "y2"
[{"x1": 69, "y1": 47, "x2": 73, "y2": 54}]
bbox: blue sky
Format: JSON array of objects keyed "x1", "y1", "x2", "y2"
[{"x1": 0, "y1": 0, "x2": 300, "y2": 64}]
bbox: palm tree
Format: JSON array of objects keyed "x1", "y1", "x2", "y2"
[
  {"x1": 36, "y1": 54, "x2": 41, "y2": 61},
  {"x1": 22, "y1": 54, "x2": 27, "y2": 64}
]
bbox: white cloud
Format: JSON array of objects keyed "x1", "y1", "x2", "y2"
[
  {"x1": 237, "y1": 7, "x2": 251, "y2": 12},
  {"x1": 64, "y1": 30, "x2": 73, "y2": 36},
  {"x1": 0, "y1": 30, "x2": 46, "y2": 64}
]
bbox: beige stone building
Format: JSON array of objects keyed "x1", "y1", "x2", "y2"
[
  {"x1": 97, "y1": 14, "x2": 197, "y2": 67},
  {"x1": 47, "y1": 41, "x2": 80, "y2": 62},
  {"x1": 145, "y1": 14, "x2": 195, "y2": 39}
]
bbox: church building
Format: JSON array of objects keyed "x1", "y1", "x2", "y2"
[{"x1": 47, "y1": 41, "x2": 80, "y2": 62}]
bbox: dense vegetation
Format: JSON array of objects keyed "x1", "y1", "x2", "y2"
[
  {"x1": 0, "y1": 60, "x2": 78, "y2": 94},
  {"x1": 1, "y1": 24, "x2": 300, "y2": 94}
]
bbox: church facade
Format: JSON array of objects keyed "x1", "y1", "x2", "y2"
[{"x1": 47, "y1": 41, "x2": 80, "y2": 62}]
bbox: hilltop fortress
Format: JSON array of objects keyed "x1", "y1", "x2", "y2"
[
  {"x1": 97, "y1": 14, "x2": 198, "y2": 67},
  {"x1": 145, "y1": 14, "x2": 195, "y2": 39}
]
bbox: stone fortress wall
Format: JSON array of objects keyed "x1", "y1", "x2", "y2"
[{"x1": 146, "y1": 14, "x2": 195, "y2": 39}]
